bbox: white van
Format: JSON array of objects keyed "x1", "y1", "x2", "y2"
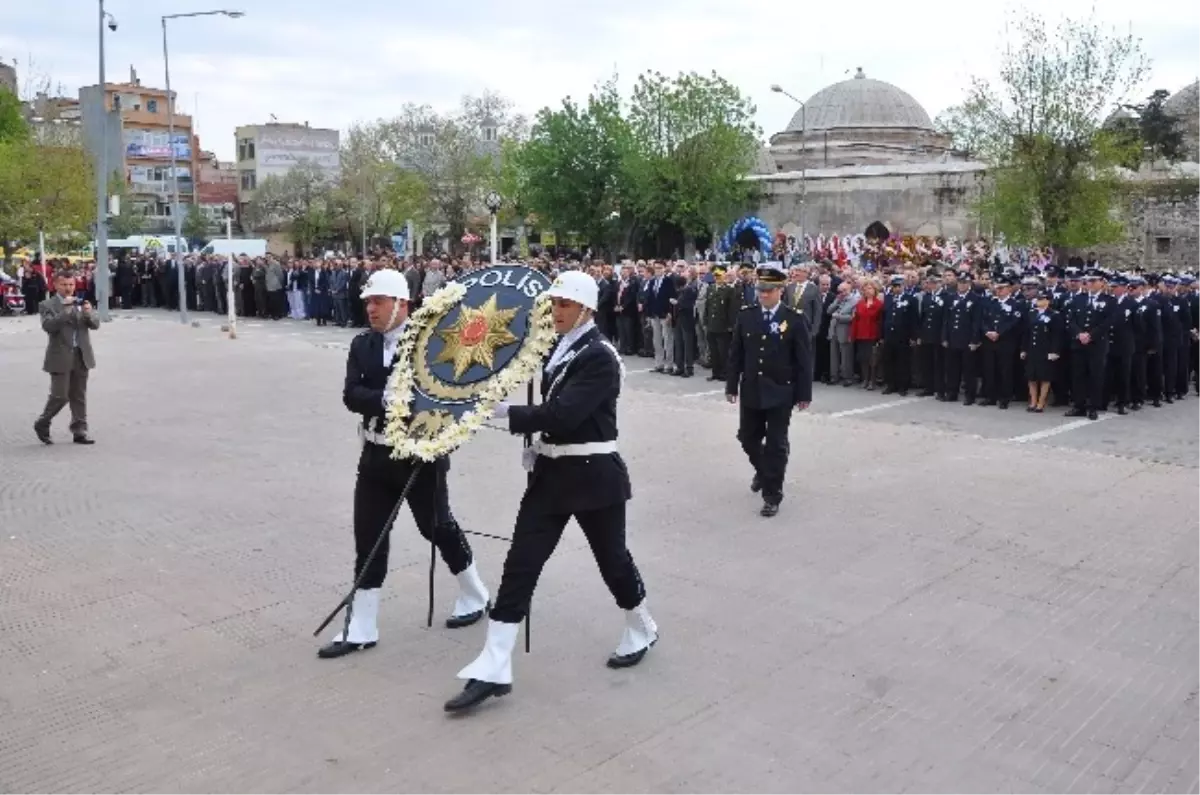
[{"x1": 201, "y1": 239, "x2": 267, "y2": 258}]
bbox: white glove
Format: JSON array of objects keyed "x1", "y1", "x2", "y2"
[
  {"x1": 492, "y1": 401, "x2": 512, "y2": 419},
  {"x1": 522, "y1": 446, "x2": 537, "y2": 472}
]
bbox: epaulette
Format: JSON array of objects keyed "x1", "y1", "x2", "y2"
[{"x1": 741, "y1": 304, "x2": 753, "y2": 310}]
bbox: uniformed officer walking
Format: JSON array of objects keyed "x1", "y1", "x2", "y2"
[
  {"x1": 445, "y1": 271, "x2": 657, "y2": 712},
  {"x1": 320, "y1": 269, "x2": 491, "y2": 659},
  {"x1": 725, "y1": 263, "x2": 813, "y2": 518}
]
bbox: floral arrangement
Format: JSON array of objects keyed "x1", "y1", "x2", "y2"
[
  {"x1": 461, "y1": 233, "x2": 482, "y2": 246},
  {"x1": 382, "y1": 282, "x2": 557, "y2": 462}
]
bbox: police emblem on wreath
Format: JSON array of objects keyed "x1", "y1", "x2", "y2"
[{"x1": 383, "y1": 265, "x2": 556, "y2": 461}]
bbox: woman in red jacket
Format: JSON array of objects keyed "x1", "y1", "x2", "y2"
[{"x1": 850, "y1": 278, "x2": 884, "y2": 389}]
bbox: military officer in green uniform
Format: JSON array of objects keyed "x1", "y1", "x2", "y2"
[
  {"x1": 725, "y1": 262, "x2": 814, "y2": 517},
  {"x1": 704, "y1": 264, "x2": 739, "y2": 382}
]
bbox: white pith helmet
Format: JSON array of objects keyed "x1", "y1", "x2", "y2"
[
  {"x1": 545, "y1": 270, "x2": 597, "y2": 311},
  {"x1": 359, "y1": 269, "x2": 410, "y2": 301}
]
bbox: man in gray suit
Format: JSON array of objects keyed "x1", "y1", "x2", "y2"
[
  {"x1": 786, "y1": 264, "x2": 823, "y2": 371},
  {"x1": 34, "y1": 269, "x2": 100, "y2": 445}
]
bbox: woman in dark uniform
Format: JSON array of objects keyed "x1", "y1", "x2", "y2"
[{"x1": 1021, "y1": 290, "x2": 1063, "y2": 412}]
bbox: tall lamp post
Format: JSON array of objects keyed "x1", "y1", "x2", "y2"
[
  {"x1": 95, "y1": 1, "x2": 118, "y2": 322},
  {"x1": 221, "y1": 202, "x2": 237, "y2": 339},
  {"x1": 484, "y1": 191, "x2": 502, "y2": 264},
  {"x1": 162, "y1": 8, "x2": 244, "y2": 324},
  {"x1": 770, "y1": 84, "x2": 807, "y2": 260}
]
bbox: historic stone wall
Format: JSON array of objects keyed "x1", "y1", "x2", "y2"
[
  {"x1": 1091, "y1": 190, "x2": 1200, "y2": 272},
  {"x1": 750, "y1": 163, "x2": 988, "y2": 241}
]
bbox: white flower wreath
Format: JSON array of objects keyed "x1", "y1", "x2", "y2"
[{"x1": 382, "y1": 281, "x2": 557, "y2": 462}]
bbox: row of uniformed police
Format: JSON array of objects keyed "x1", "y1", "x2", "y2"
[{"x1": 865, "y1": 267, "x2": 1198, "y2": 416}]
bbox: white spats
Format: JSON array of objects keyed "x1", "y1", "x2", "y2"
[
  {"x1": 614, "y1": 602, "x2": 658, "y2": 656},
  {"x1": 451, "y1": 562, "x2": 490, "y2": 618},
  {"x1": 331, "y1": 588, "x2": 380, "y2": 645},
  {"x1": 458, "y1": 619, "x2": 520, "y2": 685}
]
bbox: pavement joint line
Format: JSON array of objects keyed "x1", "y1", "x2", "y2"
[
  {"x1": 680, "y1": 388, "x2": 727, "y2": 398},
  {"x1": 829, "y1": 397, "x2": 922, "y2": 418},
  {"x1": 625, "y1": 366, "x2": 656, "y2": 374},
  {"x1": 1007, "y1": 413, "x2": 1117, "y2": 443}
]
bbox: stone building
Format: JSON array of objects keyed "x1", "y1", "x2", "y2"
[{"x1": 743, "y1": 68, "x2": 988, "y2": 249}]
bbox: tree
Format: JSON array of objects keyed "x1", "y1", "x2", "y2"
[
  {"x1": 513, "y1": 77, "x2": 632, "y2": 251},
  {"x1": 376, "y1": 93, "x2": 521, "y2": 252},
  {"x1": 330, "y1": 121, "x2": 430, "y2": 251},
  {"x1": 624, "y1": 70, "x2": 762, "y2": 251},
  {"x1": 1126, "y1": 89, "x2": 1186, "y2": 163},
  {"x1": 245, "y1": 160, "x2": 333, "y2": 253},
  {"x1": 182, "y1": 203, "x2": 208, "y2": 242},
  {"x1": 934, "y1": 96, "x2": 995, "y2": 159},
  {"x1": 0, "y1": 138, "x2": 93, "y2": 261},
  {"x1": 959, "y1": 11, "x2": 1149, "y2": 248},
  {"x1": 0, "y1": 90, "x2": 28, "y2": 144}
]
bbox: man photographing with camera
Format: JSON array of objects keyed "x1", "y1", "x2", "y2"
[{"x1": 33, "y1": 269, "x2": 100, "y2": 446}]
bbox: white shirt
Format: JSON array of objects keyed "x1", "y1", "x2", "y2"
[
  {"x1": 382, "y1": 322, "x2": 406, "y2": 367},
  {"x1": 546, "y1": 319, "x2": 596, "y2": 373}
]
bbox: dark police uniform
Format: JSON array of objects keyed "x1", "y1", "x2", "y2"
[
  {"x1": 1154, "y1": 280, "x2": 1182, "y2": 403},
  {"x1": 915, "y1": 279, "x2": 946, "y2": 397},
  {"x1": 941, "y1": 276, "x2": 983, "y2": 404},
  {"x1": 319, "y1": 325, "x2": 480, "y2": 659},
  {"x1": 1104, "y1": 281, "x2": 1139, "y2": 413},
  {"x1": 703, "y1": 268, "x2": 738, "y2": 381},
  {"x1": 1021, "y1": 301, "x2": 1064, "y2": 387},
  {"x1": 979, "y1": 279, "x2": 1023, "y2": 408},
  {"x1": 446, "y1": 319, "x2": 656, "y2": 712},
  {"x1": 1130, "y1": 279, "x2": 1161, "y2": 408},
  {"x1": 1065, "y1": 274, "x2": 1118, "y2": 419},
  {"x1": 726, "y1": 264, "x2": 813, "y2": 517},
  {"x1": 881, "y1": 278, "x2": 918, "y2": 395}
]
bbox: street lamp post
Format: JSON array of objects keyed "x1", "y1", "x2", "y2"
[
  {"x1": 95, "y1": 1, "x2": 117, "y2": 322},
  {"x1": 222, "y1": 202, "x2": 236, "y2": 339},
  {"x1": 770, "y1": 84, "x2": 807, "y2": 261},
  {"x1": 162, "y1": 9, "x2": 244, "y2": 325},
  {"x1": 484, "y1": 191, "x2": 502, "y2": 264}
]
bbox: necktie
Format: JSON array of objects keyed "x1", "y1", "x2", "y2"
[{"x1": 763, "y1": 310, "x2": 771, "y2": 325}]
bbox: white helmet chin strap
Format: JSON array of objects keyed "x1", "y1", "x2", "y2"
[{"x1": 385, "y1": 299, "x2": 404, "y2": 331}]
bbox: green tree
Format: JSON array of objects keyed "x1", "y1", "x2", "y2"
[
  {"x1": 1126, "y1": 89, "x2": 1186, "y2": 163},
  {"x1": 244, "y1": 159, "x2": 333, "y2": 253},
  {"x1": 624, "y1": 70, "x2": 762, "y2": 249},
  {"x1": 331, "y1": 121, "x2": 430, "y2": 251},
  {"x1": 106, "y1": 172, "x2": 143, "y2": 238},
  {"x1": 960, "y1": 11, "x2": 1149, "y2": 248},
  {"x1": 0, "y1": 90, "x2": 29, "y2": 144},
  {"x1": 0, "y1": 139, "x2": 94, "y2": 262},
  {"x1": 182, "y1": 203, "x2": 208, "y2": 242},
  {"x1": 513, "y1": 77, "x2": 631, "y2": 252}
]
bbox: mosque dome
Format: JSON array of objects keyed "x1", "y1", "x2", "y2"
[{"x1": 783, "y1": 68, "x2": 935, "y2": 134}]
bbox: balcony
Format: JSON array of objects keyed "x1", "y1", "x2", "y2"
[{"x1": 121, "y1": 107, "x2": 192, "y2": 130}]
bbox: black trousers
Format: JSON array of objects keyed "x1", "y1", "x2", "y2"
[
  {"x1": 1107, "y1": 348, "x2": 1133, "y2": 407},
  {"x1": 915, "y1": 341, "x2": 943, "y2": 395},
  {"x1": 1176, "y1": 341, "x2": 1191, "y2": 396},
  {"x1": 1161, "y1": 343, "x2": 1178, "y2": 399},
  {"x1": 815, "y1": 329, "x2": 831, "y2": 382},
  {"x1": 490, "y1": 499, "x2": 645, "y2": 624},
  {"x1": 1147, "y1": 351, "x2": 1165, "y2": 401},
  {"x1": 616, "y1": 314, "x2": 638, "y2": 354},
  {"x1": 738, "y1": 403, "x2": 792, "y2": 502},
  {"x1": 673, "y1": 314, "x2": 697, "y2": 372},
  {"x1": 882, "y1": 337, "x2": 911, "y2": 392},
  {"x1": 1071, "y1": 343, "x2": 1108, "y2": 410},
  {"x1": 982, "y1": 339, "x2": 1016, "y2": 402},
  {"x1": 1131, "y1": 351, "x2": 1148, "y2": 404},
  {"x1": 1052, "y1": 348, "x2": 1072, "y2": 405},
  {"x1": 708, "y1": 331, "x2": 731, "y2": 379},
  {"x1": 944, "y1": 346, "x2": 977, "y2": 401},
  {"x1": 353, "y1": 444, "x2": 472, "y2": 590}
]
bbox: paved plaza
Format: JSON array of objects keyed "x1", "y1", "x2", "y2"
[{"x1": 1, "y1": 309, "x2": 1197, "y2": 794}]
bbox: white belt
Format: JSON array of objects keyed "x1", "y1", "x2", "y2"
[{"x1": 533, "y1": 440, "x2": 617, "y2": 459}]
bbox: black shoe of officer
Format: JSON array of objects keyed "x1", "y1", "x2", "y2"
[
  {"x1": 1087, "y1": 410, "x2": 1098, "y2": 420},
  {"x1": 1065, "y1": 408, "x2": 1085, "y2": 417},
  {"x1": 1117, "y1": 405, "x2": 1127, "y2": 415},
  {"x1": 760, "y1": 498, "x2": 780, "y2": 517},
  {"x1": 443, "y1": 679, "x2": 511, "y2": 713},
  {"x1": 750, "y1": 474, "x2": 761, "y2": 493},
  {"x1": 1152, "y1": 399, "x2": 1162, "y2": 407},
  {"x1": 317, "y1": 639, "x2": 376, "y2": 659}
]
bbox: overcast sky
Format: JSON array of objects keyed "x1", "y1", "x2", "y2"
[{"x1": 2, "y1": 0, "x2": 1196, "y2": 161}]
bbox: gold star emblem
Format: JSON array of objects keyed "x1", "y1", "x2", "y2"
[{"x1": 434, "y1": 294, "x2": 520, "y2": 380}]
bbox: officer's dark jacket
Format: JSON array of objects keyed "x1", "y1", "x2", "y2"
[
  {"x1": 1155, "y1": 292, "x2": 1182, "y2": 346},
  {"x1": 1107, "y1": 295, "x2": 1141, "y2": 354},
  {"x1": 1021, "y1": 308, "x2": 1064, "y2": 356},
  {"x1": 344, "y1": 330, "x2": 393, "y2": 436},
  {"x1": 1066, "y1": 292, "x2": 1117, "y2": 349},
  {"x1": 883, "y1": 289, "x2": 918, "y2": 341},
  {"x1": 942, "y1": 290, "x2": 983, "y2": 349},
  {"x1": 726, "y1": 303, "x2": 813, "y2": 409},
  {"x1": 916, "y1": 290, "x2": 945, "y2": 344},
  {"x1": 1134, "y1": 297, "x2": 1162, "y2": 352},
  {"x1": 981, "y1": 295, "x2": 1023, "y2": 340},
  {"x1": 509, "y1": 327, "x2": 632, "y2": 514}
]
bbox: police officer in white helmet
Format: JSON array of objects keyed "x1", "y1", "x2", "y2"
[
  {"x1": 319, "y1": 269, "x2": 491, "y2": 659},
  {"x1": 444, "y1": 270, "x2": 658, "y2": 712}
]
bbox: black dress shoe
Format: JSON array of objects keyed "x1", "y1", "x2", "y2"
[
  {"x1": 1152, "y1": 400, "x2": 1161, "y2": 407},
  {"x1": 443, "y1": 679, "x2": 511, "y2": 712},
  {"x1": 1065, "y1": 408, "x2": 1085, "y2": 417},
  {"x1": 317, "y1": 639, "x2": 376, "y2": 659},
  {"x1": 750, "y1": 475, "x2": 761, "y2": 493},
  {"x1": 607, "y1": 638, "x2": 657, "y2": 669},
  {"x1": 998, "y1": 401, "x2": 1008, "y2": 409},
  {"x1": 34, "y1": 424, "x2": 51, "y2": 445},
  {"x1": 881, "y1": 387, "x2": 895, "y2": 395},
  {"x1": 760, "y1": 500, "x2": 780, "y2": 518},
  {"x1": 1087, "y1": 410, "x2": 1098, "y2": 420},
  {"x1": 1117, "y1": 406, "x2": 1127, "y2": 415},
  {"x1": 919, "y1": 390, "x2": 935, "y2": 397},
  {"x1": 1026, "y1": 405, "x2": 1037, "y2": 413},
  {"x1": 445, "y1": 602, "x2": 490, "y2": 630},
  {"x1": 73, "y1": 435, "x2": 95, "y2": 445}
]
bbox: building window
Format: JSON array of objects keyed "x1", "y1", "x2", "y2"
[
  {"x1": 237, "y1": 138, "x2": 256, "y2": 161},
  {"x1": 419, "y1": 132, "x2": 434, "y2": 147},
  {"x1": 112, "y1": 94, "x2": 121, "y2": 110},
  {"x1": 1155, "y1": 237, "x2": 1171, "y2": 254},
  {"x1": 240, "y1": 171, "x2": 256, "y2": 191},
  {"x1": 147, "y1": 99, "x2": 158, "y2": 113},
  {"x1": 482, "y1": 126, "x2": 497, "y2": 142}
]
